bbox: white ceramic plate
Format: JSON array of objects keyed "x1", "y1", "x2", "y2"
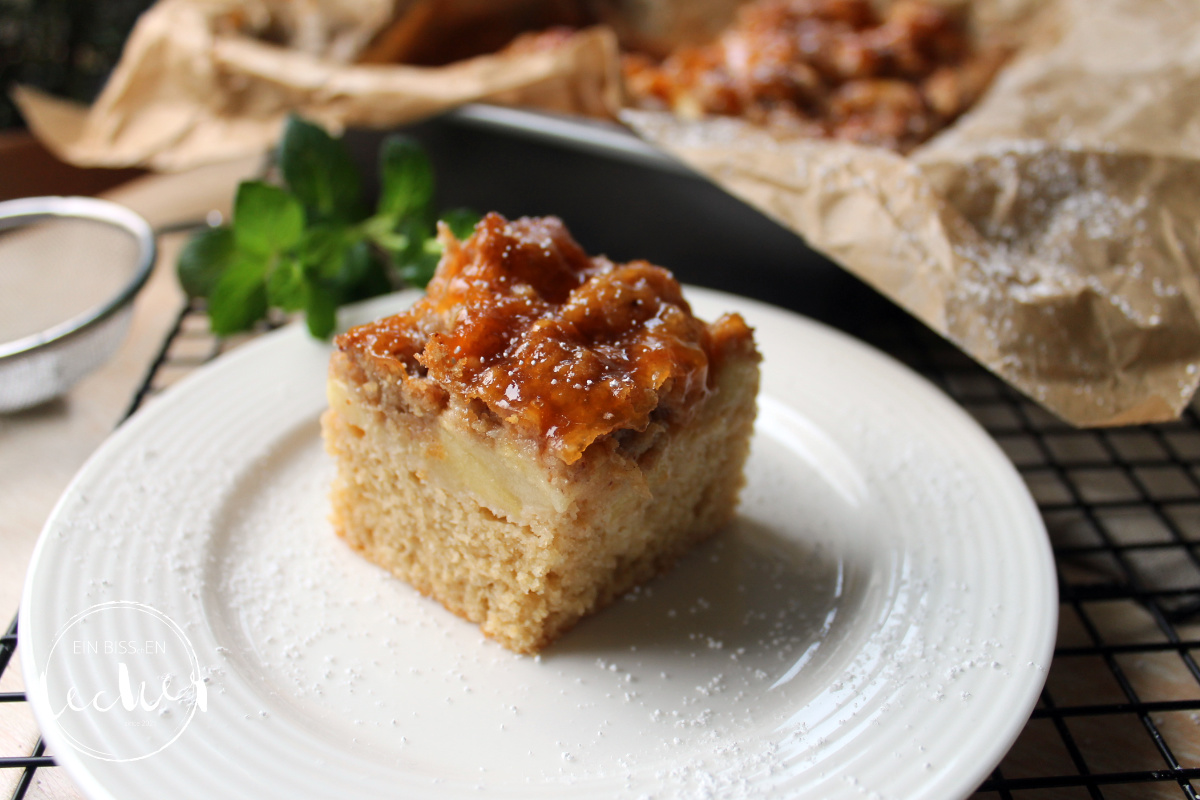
[{"x1": 21, "y1": 288, "x2": 1056, "y2": 800}]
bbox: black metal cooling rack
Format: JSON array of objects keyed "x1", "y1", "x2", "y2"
[{"x1": 3, "y1": 295, "x2": 1199, "y2": 799}]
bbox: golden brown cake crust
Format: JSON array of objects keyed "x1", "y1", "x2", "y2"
[
  {"x1": 335, "y1": 212, "x2": 755, "y2": 464},
  {"x1": 322, "y1": 350, "x2": 760, "y2": 653}
]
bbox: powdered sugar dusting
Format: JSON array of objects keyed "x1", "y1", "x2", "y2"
[
  {"x1": 182, "y1": 385, "x2": 1012, "y2": 797},
  {"x1": 940, "y1": 141, "x2": 1200, "y2": 411}
]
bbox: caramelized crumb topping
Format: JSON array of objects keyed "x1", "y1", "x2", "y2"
[
  {"x1": 336, "y1": 213, "x2": 756, "y2": 464},
  {"x1": 623, "y1": 0, "x2": 1009, "y2": 152}
]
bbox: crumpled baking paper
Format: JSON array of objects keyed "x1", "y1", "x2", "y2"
[
  {"x1": 16, "y1": 0, "x2": 623, "y2": 171},
  {"x1": 623, "y1": 0, "x2": 1200, "y2": 426},
  {"x1": 18, "y1": 0, "x2": 1200, "y2": 426}
]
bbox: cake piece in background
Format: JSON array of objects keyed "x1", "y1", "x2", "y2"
[
  {"x1": 622, "y1": 0, "x2": 1010, "y2": 152},
  {"x1": 321, "y1": 212, "x2": 760, "y2": 653}
]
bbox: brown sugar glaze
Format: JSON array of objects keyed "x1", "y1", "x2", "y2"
[{"x1": 337, "y1": 213, "x2": 756, "y2": 464}]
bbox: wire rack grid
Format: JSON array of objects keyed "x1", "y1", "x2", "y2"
[{"x1": 2, "y1": 297, "x2": 1199, "y2": 800}]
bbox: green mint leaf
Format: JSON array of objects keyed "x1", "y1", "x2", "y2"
[
  {"x1": 266, "y1": 255, "x2": 307, "y2": 312},
  {"x1": 299, "y1": 224, "x2": 353, "y2": 282},
  {"x1": 196, "y1": 118, "x2": 461, "y2": 340},
  {"x1": 439, "y1": 208, "x2": 480, "y2": 240},
  {"x1": 338, "y1": 239, "x2": 373, "y2": 291},
  {"x1": 371, "y1": 230, "x2": 410, "y2": 252},
  {"x1": 300, "y1": 228, "x2": 392, "y2": 303},
  {"x1": 280, "y1": 115, "x2": 363, "y2": 222},
  {"x1": 233, "y1": 181, "x2": 305, "y2": 256},
  {"x1": 398, "y1": 251, "x2": 440, "y2": 289},
  {"x1": 361, "y1": 214, "x2": 410, "y2": 252},
  {"x1": 396, "y1": 216, "x2": 433, "y2": 253},
  {"x1": 341, "y1": 240, "x2": 392, "y2": 301},
  {"x1": 208, "y1": 255, "x2": 269, "y2": 335},
  {"x1": 384, "y1": 216, "x2": 438, "y2": 289},
  {"x1": 378, "y1": 135, "x2": 434, "y2": 222},
  {"x1": 177, "y1": 225, "x2": 235, "y2": 298},
  {"x1": 305, "y1": 282, "x2": 338, "y2": 339}
]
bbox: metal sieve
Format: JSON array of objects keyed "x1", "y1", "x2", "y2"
[{"x1": 0, "y1": 196, "x2": 156, "y2": 412}]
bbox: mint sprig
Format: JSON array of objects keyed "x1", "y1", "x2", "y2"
[{"x1": 177, "y1": 115, "x2": 477, "y2": 338}]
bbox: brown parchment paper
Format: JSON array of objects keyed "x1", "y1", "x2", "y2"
[
  {"x1": 15, "y1": 0, "x2": 624, "y2": 171},
  {"x1": 17, "y1": 0, "x2": 1200, "y2": 427},
  {"x1": 623, "y1": 0, "x2": 1200, "y2": 427}
]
